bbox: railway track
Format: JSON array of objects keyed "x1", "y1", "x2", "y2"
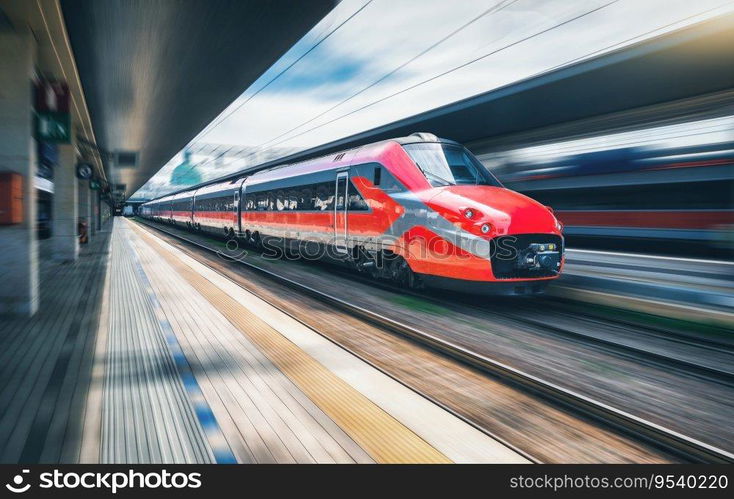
[
  {"x1": 324, "y1": 269, "x2": 734, "y2": 387},
  {"x1": 134, "y1": 219, "x2": 734, "y2": 464}
]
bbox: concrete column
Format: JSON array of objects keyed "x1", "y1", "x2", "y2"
[
  {"x1": 52, "y1": 135, "x2": 78, "y2": 261},
  {"x1": 0, "y1": 31, "x2": 38, "y2": 316},
  {"x1": 78, "y1": 178, "x2": 91, "y2": 241}
]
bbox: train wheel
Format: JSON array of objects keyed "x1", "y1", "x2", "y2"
[
  {"x1": 354, "y1": 247, "x2": 377, "y2": 278},
  {"x1": 252, "y1": 232, "x2": 263, "y2": 252},
  {"x1": 391, "y1": 256, "x2": 421, "y2": 289}
]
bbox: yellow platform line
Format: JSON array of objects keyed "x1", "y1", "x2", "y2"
[{"x1": 130, "y1": 224, "x2": 450, "y2": 464}]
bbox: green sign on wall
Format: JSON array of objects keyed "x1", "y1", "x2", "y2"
[
  {"x1": 35, "y1": 112, "x2": 71, "y2": 143},
  {"x1": 90, "y1": 179, "x2": 101, "y2": 191}
]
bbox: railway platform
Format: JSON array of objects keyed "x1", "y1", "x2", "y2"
[{"x1": 0, "y1": 218, "x2": 525, "y2": 464}]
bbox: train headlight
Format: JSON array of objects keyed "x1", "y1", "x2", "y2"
[
  {"x1": 480, "y1": 223, "x2": 491, "y2": 234},
  {"x1": 555, "y1": 219, "x2": 563, "y2": 232},
  {"x1": 464, "y1": 209, "x2": 475, "y2": 219}
]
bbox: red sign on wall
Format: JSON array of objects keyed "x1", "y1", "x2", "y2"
[{"x1": 34, "y1": 80, "x2": 70, "y2": 113}]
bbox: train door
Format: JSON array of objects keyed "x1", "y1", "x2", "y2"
[
  {"x1": 191, "y1": 189, "x2": 199, "y2": 228},
  {"x1": 233, "y1": 189, "x2": 239, "y2": 232},
  {"x1": 237, "y1": 181, "x2": 246, "y2": 235},
  {"x1": 334, "y1": 172, "x2": 348, "y2": 254}
]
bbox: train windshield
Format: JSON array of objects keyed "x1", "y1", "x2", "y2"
[{"x1": 403, "y1": 143, "x2": 503, "y2": 187}]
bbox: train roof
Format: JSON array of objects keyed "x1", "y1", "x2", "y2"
[
  {"x1": 142, "y1": 132, "x2": 457, "y2": 203},
  {"x1": 392, "y1": 132, "x2": 460, "y2": 146},
  {"x1": 195, "y1": 177, "x2": 244, "y2": 196}
]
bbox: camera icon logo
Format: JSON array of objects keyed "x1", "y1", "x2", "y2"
[{"x1": 5, "y1": 470, "x2": 31, "y2": 494}]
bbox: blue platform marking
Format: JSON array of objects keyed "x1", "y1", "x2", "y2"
[{"x1": 125, "y1": 234, "x2": 237, "y2": 464}]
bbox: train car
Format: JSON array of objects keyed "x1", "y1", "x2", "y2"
[
  {"x1": 192, "y1": 178, "x2": 244, "y2": 237},
  {"x1": 143, "y1": 201, "x2": 158, "y2": 220},
  {"x1": 141, "y1": 133, "x2": 564, "y2": 294},
  {"x1": 147, "y1": 197, "x2": 161, "y2": 222},
  {"x1": 149, "y1": 195, "x2": 173, "y2": 223},
  {"x1": 170, "y1": 191, "x2": 194, "y2": 227}
]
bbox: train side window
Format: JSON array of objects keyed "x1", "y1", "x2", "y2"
[
  {"x1": 315, "y1": 183, "x2": 333, "y2": 211},
  {"x1": 300, "y1": 186, "x2": 314, "y2": 210},
  {"x1": 276, "y1": 190, "x2": 285, "y2": 211},
  {"x1": 286, "y1": 189, "x2": 298, "y2": 210},
  {"x1": 373, "y1": 166, "x2": 381, "y2": 186},
  {"x1": 314, "y1": 185, "x2": 325, "y2": 210},
  {"x1": 256, "y1": 193, "x2": 267, "y2": 211},
  {"x1": 348, "y1": 181, "x2": 369, "y2": 211},
  {"x1": 324, "y1": 182, "x2": 335, "y2": 211}
]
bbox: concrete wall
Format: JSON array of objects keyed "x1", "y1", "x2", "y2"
[{"x1": 0, "y1": 31, "x2": 38, "y2": 316}]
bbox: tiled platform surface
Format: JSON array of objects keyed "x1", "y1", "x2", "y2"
[{"x1": 0, "y1": 224, "x2": 111, "y2": 463}]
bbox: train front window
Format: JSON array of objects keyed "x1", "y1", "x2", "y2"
[{"x1": 404, "y1": 143, "x2": 502, "y2": 187}]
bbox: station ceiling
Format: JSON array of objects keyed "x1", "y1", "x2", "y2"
[{"x1": 60, "y1": 0, "x2": 335, "y2": 199}]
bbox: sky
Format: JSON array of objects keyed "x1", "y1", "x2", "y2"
[{"x1": 131, "y1": 0, "x2": 734, "y2": 199}]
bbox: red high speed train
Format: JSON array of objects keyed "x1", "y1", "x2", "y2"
[{"x1": 140, "y1": 133, "x2": 564, "y2": 294}]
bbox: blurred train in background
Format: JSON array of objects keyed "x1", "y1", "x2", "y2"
[{"x1": 475, "y1": 114, "x2": 733, "y2": 258}]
